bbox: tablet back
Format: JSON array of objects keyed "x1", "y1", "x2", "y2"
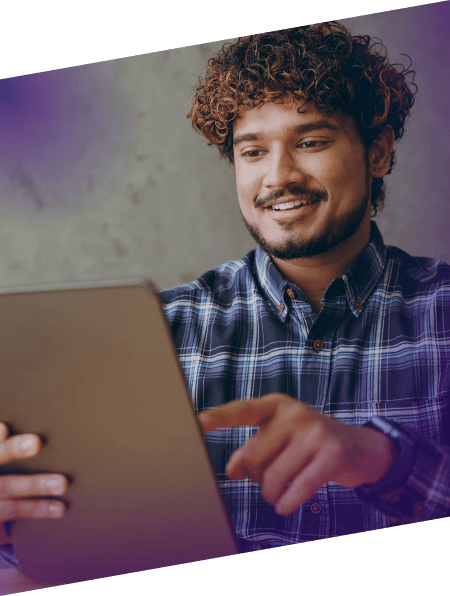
[{"x1": 0, "y1": 280, "x2": 239, "y2": 584}]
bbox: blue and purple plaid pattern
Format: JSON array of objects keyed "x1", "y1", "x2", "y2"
[{"x1": 161, "y1": 221, "x2": 450, "y2": 552}]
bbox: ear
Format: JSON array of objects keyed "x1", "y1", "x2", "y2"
[{"x1": 368, "y1": 127, "x2": 395, "y2": 177}]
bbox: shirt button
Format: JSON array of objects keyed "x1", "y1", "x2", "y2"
[
  {"x1": 354, "y1": 300, "x2": 362, "y2": 310},
  {"x1": 311, "y1": 503, "x2": 321, "y2": 514},
  {"x1": 278, "y1": 302, "x2": 285, "y2": 312},
  {"x1": 313, "y1": 339, "x2": 323, "y2": 351},
  {"x1": 286, "y1": 288, "x2": 295, "y2": 299},
  {"x1": 412, "y1": 501, "x2": 426, "y2": 517}
]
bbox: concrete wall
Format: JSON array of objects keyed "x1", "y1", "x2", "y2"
[{"x1": 0, "y1": 2, "x2": 448, "y2": 292}]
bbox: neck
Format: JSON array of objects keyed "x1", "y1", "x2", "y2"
[{"x1": 272, "y1": 220, "x2": 371, "y2": 314}]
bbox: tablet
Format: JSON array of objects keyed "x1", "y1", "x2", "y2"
[{"x1": 0, "y1": 279, "x2": 239, "y2": 584}]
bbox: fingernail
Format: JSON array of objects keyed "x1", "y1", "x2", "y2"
[
  {"x1": 48, "y1": 503, "x2": 64, "y2": 518},
  {"x1": 19, "y1": 436, "x2": 38, "y2": 454},
  {"x1": 45, "y1": 478, "x2": 63, "y2": 491}
]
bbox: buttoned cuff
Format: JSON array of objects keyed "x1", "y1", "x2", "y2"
[
  {"x1": 359, "y1": 417, "x2": 415, "y2": 496},
  {"x1": 356, "y1": 423, "x2": 450, "y2": 523}
]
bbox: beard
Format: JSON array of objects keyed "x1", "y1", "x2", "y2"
[{"x1": 241, "y1": 183, "x2": 371, "y2": 260}]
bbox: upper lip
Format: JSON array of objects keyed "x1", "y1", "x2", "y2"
[{"x1": 263, "y1": 196, "x2": 319, "y2": 209}]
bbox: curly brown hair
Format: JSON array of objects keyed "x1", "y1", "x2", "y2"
[{"x1": 188, "y1": 21, "x2": 417, "y2": 215}]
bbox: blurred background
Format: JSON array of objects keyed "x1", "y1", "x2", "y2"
[{"x1": 0, "y1": 1, "x2": 448, "y2": 291}]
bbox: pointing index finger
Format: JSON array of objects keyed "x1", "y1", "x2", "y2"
[{"x1": 198, "y1": 396, "x2": 279, "y2": 432}]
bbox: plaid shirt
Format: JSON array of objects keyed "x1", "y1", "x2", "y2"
[
  {"x1": 1, "y1": 221, "x2": 448, "y2": 569},
  {"x1": 160, "y1": 221, "x2": 450, "y2": 552}
]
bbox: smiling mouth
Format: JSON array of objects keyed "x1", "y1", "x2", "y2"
[{"x1": 267, "y1": 198, "x2": 320, "y2": 211}]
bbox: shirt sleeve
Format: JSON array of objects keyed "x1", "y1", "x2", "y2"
[
  {"x1": 355, "y1": 424, "x2": 450, "y2": 523},
  {"x1": 0, "y1": 523, "x2": 21, "y2": 569},
  {"x1": 0, "y1": 544, "x2": 21, "y2": 570}
]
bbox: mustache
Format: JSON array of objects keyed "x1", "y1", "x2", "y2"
[{"x1": 255, "y1": 187, "x2": 327, "y2": 209}]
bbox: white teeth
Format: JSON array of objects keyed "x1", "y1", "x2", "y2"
[{"x1": 271, "y1": 199, "x2": 312, "y2": 210}]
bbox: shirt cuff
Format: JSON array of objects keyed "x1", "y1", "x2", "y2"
[
  {"x1": 355, "y1": 420, "x2": 450, "y2": 523},
  {"x1": 359, "y1": 416, "x2": 416, "y2": 495}
]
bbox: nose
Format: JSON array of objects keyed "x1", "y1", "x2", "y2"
[{"x1": 263, "y1": 147, "x2": 306, "y2": 189}]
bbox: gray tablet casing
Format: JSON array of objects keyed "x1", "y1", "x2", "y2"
[{"x1": 0, "y1": 280, "x2": 239, "y2": 584}]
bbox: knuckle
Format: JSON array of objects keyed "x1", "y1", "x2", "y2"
[
  {"x1": 330, "y1": 436, "x2": 345, "y2": 455},
  {"x1": 262, "y1": 464, "x2": 279, "y2": 487},
  {"x1": 333, "y1": 441, "x2": 347, "y2": 465},
  {"x1": 309, "y1": 419, "x2": 328, "y2": 440},
  {"x1": 34, "y1": 500, "x2": 51, "y2": 517},
  {"x1": 282, "y1": 403, "x2": 302, "y2": 420},
  {"x1": 13, "y1": 476, "x2": 35, "y2": 496},
  {"x1": 39, "y1": 475, "x2": 54, "y2": 494},
  {"x1": 0, "y1": 478, "x2": 10, "y2": 499},
  {"x1": 0, "y1": 500, "x2": 18, "y2": 521},
  {"x1": 242, "y1": 445, "x2": 262, "y2": 470},
  {"x1": 326, "y1": 437, "x2": 346, "y2": 463},
  {"x1": 0, "y1": 475, "x2": 37, "y2": 499},
  {"x1": 19, "y1": 500, "x2": 41, "y2": 518}
]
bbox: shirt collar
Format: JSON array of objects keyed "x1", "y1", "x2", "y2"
[{"x1": 255, "y1": 221, "x2": 387, "y2": 321}]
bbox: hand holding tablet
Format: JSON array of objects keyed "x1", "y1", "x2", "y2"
[
  {"x1": 0, "y1": 424, "x2": 68, "y2": 544},
  {"x1": 0, "y1": 279, "x2": 238, "y2": 585}
]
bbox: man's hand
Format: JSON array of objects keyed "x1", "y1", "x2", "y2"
[
  {"x1": 0, "y1": 422, "x2": 68, "y2": 544},
  {"x1": 198, "y1": 394, "x2": 397, "y2": 516}
]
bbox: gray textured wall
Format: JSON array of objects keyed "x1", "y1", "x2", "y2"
[{"x1": 0, "y1": 2, "x2": 448, "y2": 292}]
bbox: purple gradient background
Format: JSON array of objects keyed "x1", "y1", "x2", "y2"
[
  {"x1": 341, "y1": 2, "x2": 450, "y2": 264},
  {"x1": 0, "y1": 64, "x2": 121, "y2": 211}
]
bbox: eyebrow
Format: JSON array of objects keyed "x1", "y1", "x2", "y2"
[{"x1": 233, "y1": 120, "x2": 340, "y2": 146}]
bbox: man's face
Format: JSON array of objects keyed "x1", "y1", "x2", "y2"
[{"x1": 232, "y1": 99, "x2": 372, "y2": 260}]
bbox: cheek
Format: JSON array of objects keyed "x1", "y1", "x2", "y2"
[
  {"x1": 235, "y1": 166, "x2": 259, "y2": 206},
  {"x1": 321, "y1": 154, "x2": 367, "y2": 198}
]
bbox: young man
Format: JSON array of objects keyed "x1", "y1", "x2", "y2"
[
  {"x1": 161, "y1": 22, "x2": 450, "y2": 550},
  {"x1": 0, "y1": 22, "x2": 448, "y2": 561}
]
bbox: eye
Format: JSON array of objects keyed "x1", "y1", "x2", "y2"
[
  {"x1": 241, "y1": 151, "x2": 259, "y2": 157},
  {"x1": 297, "y1": 140, "x2": 328, "y2": 149},
  {"x1": 241, "y1": 141, "x2": 328, "y2": 159}
]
